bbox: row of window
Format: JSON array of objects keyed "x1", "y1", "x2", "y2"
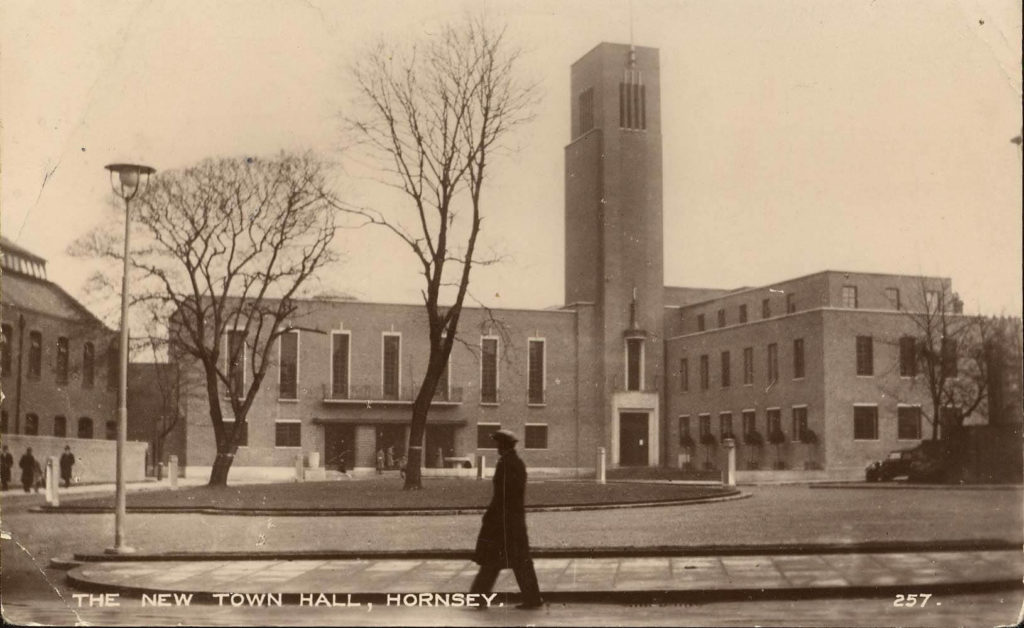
[
  {"x1": 227, "y1": 330, "x2": 549, "y2": 406},
  {"x1": 476, "y1": 423, "x2": 548, "y2": 450},
  {"x1": 853, "y1": 405, "x2": 925, "y2": 440},
  {"x1": 679, "y1": 407, "x2": 810, "y2": 445},
  {"x1": 0, "y1": 410, "x2": 113, "y2": 439},
  {"x1": 695, "y1": 294, "x2": 800, "y2": 332},
  {"x1": 0, "y1": 324, "x2": 116, "y2": 389},
  {"x1": 681, "y1": 340, "x2": 803, "y2": 392},
  {"x1": 220, "y1": 419, "x2": 301, "y2": 448}
]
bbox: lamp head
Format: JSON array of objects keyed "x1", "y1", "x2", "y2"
[{"x1": 105, "y1": 163, "x2": 156, "y2": 201}]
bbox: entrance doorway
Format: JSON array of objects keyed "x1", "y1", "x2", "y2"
[
  {"x1": 324, "y1": 424, "x2": 355, "y2": 471},
  {"x1": 424, "y1": 424, "x2": 456, "y2": 468},
  {"x1": 619, "y1": 412, "x2": 649, "y2": 466},
  {"x1": 375, "y1": 425, "x2": 407, "y2": 470}
]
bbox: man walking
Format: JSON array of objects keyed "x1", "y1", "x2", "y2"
[
  {"x1": 1, "y1": 445, "x2": 13, "y2": 491},
  {"x1": 60, "y1": 445, "x2": 76, "y2": 488},
  {"x1": 470, "y1": 429, "x2": 543, "y2": 610},
  {"x1": 19, "y1": 447, "x2": 37, "y2": 493}
]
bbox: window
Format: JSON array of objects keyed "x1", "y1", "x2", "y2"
[
  {"x1": 720, "y1": 351, "x2": 731, "y2": 387},
  {"x1": 618, "y1": 71, "x2": 646, "y2": 130},
  {"x1": 524, "y1": 424, "x2": 548, "y2": 450},
  {"x1": 275, "y1": 421, "x2": 301, "y2": 447},
  {"x1": 1, "y1": 323, "x2": 11, "y2": 377},
  {"x1": 698, "y1": 414, "x2": 711, "y2": 440},
  {"x1": 897, "y1": 406, "x2": 922, "y2": 439},
  {"x1": 25, "y1": 413, "x2": 39, "y2": 435},
  {"x1": 743, "y1": 347, "x2": 754, "y2": 385},
  {"x1": 331, "y1": 332, "x2": 350, "y2": 398},
  {"x1": 791, "y1": 406, "x2": 807, "y2": 442},
  {"x1": 678, "y1": 416, "x2": 691, "y2": 444},
  {"x1": 719, "y1": 412, "x2": 733, "y2": 438},
  {"x1": 626, "y1": 338, "x2": 643, "y2": 391},
  {"x1": 528, "y1": 339, "x2": 545, "y2": 404},
  {"x1": 78, "y1": 417, "x2": 93, "y2": 439},
  {"x1": 853, "y1": 405, "x2": 879, "y2": 440},
  {"x1": 481, "y1": 337, "x2": 498, "y2": 403},
  {"x1": 226, "y1": 330, "x2": 245, "y2": 398},
  {"x1": 0, "y1": 410, "x2": 7, "y2": 433},
  {"x1": 855, "y1": 336, "x2": 874, "y2": 376},
  {"x1": 793, "y1": 338, "x2": 805, "y2": 379},
  {"x1": 717, "y1": 309, "x2": 726, "y2": 328},
  {"x1": 842, "y1": 285, "x2": 858, "y2": 309},
  {"x1": 767, "y1": 408, "x2": 782, "y2": 438},
  {"x1": 278, "y1": 331, "x2": 298, "y2": 400},
  {"x1": 105, "y1": 420, "x2": 117, "y2": 440},
  {"x1": 56, "y1": 336, "x2": 69, "y2": 384},
  {"x1": 739, "y1": 304, "x2": 748, "y2": 324},
  {"x1": 742, "y1": 410, "x2": 756, "y2": 436},
  {"x1": 762, "y1": 299, "x2": 771, "y2": 319},
  {"x1": 925, "y1": 290, "x2": 940, "y2": 312},
  {"x1": 679, "y1": 358, "x2": 689, "y2": 392},
  {"x1": 223, "y1": 419, "x2": 248, "y2": 447},
  {"x1": 477, "y1": 423, "x2": 501, "y2": 449},
  {"x1": 786, "y1": 293, "x2": 796, "y2": 314},
  {"x1": 697, "y1": 313, "x2": 706, "y2": 332},
  {"x1": 28, "y1": 331, "x2": 42, "y2": 379},
  {"x1": 899, "y1": 336, "x2": 917, "y2": 377},
  {"x1": 82, "y1": 342, "x2": 95, "y2": 388},
  {"x1": 699, "y1": 354, "x2": 709, "y2": 390},
  {"x1": 886, "y1": 288, "x2": 901, "y2": 310},
  {"x1": 767, "y1": 343, "x2": 779, "y2": 384},
  {"x1": 382, "y1": 333, "x2": 401, "y2": 399},
  {"x1": 107, "y1": 340, "x2": 119, "y2": 390},
  {"x1": 53, "y1": 415, "x2": 67, "y2": 437},
  {"x1": 578, "y1": 88, "x2": 594, "y2": 136}
]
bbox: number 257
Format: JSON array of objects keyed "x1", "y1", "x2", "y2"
[{"x1": 894, "y1": 593, "x2": 932, "y2": 608}]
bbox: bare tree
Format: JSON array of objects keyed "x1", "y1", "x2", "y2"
[
  {"x1": 71, "y1": 152, "x2": 338, "y2": 486},
  {"x1": 345, "y1": 17, "x2": 538, "y2": 489}
]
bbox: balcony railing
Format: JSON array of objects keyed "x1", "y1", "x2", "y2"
[{"x1": 322, "y1": 383, "x2": 463, "y2": 405}]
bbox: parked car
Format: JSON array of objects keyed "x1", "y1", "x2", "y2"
[{"x1": 865, "y1": 449, "x2": 914, "y2": 482}]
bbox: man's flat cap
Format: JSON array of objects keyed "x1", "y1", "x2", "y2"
[{"x1": 491, "y1": 429, "x2": 519, "y2": 445}]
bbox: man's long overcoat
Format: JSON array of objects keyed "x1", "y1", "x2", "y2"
[{"x1": 473, "y1": 449, "x2": 531, "y2": 567}]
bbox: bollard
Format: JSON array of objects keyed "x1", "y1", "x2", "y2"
[
  {"x1": 596, "y1": 447, "x2": 606, "y2": 484},
  {"x1": 157, "y1": 462, "x2": 164, "y2": 482},
  {"x1": 477, "y1": 454, "x2": 487, "y2": 480},
  {"x1": 46, "y1": 457, "x2": 59, "y2": 506},
  {"x1": 295, "y1": 453, "x2": 304, "y2": 481},
  {"x1": 437, "y1": 447, "x2": 444, "y2": 469},
  {"x1": 722, "y1": 438, "x2": 737, "y2": 487},
  {"x1": 308, "y1": 451, "x2": 320, "y2": 470},
  {"x1": 168, "y1": 455, "x2": 179, "y2": 490}
]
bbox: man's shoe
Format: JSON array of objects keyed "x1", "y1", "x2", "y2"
[{"x1": 516, "y1": 600, "x2": 544, "y2": 610}]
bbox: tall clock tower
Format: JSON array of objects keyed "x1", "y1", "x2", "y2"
[{"x1": 565, "y1": 43, "x2": 664, "y2": 467}]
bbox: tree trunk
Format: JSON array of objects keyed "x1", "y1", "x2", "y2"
[
  {"x1": 208, "y1": 450, "x2": 236, "y2": 486},
  {"x1": 403, "y1": 393, "x2": 431, "y2": 490}
]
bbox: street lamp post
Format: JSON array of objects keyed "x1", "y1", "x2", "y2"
[{"x1": 104, "y1": 163, "x2": 155, "y2": 555}]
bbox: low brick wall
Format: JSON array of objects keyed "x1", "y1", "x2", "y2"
[{"x1": 1, "y1": 434, "x2": 148, "y2": 484}]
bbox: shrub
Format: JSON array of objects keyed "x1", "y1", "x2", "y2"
[
  {"x1": 700, "y1": 433, "x2": 718, "y2": 447},
  {"x1": 768, "y1": 429, "x2": 786, "y2": 445},
  {"x1": 800, "y1": 429, "x2": 818, "y2": 444},
  {"x1": 744, "y1": 431, "x2": 764, "y2": 446}
]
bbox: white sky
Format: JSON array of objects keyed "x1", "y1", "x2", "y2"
[{"x1": 2, "y1": 0, "x2": 1021, "y2": 319}]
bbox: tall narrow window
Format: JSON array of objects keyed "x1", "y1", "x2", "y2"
[
  {"x1": 578, "y1": 88, "x2": 594, "y2": 136},
  {"x1": 742, "y1": 410, "x2": 756, "y2": 437},
  {"x1": 767, "y1": 408, "x2": 782, "y2": 438},
  {"x1": 679, "y1": 358, "x2": 689, "y2": 392},
  {"x1": 717, "y1": 309, "x2": 726, "y2": 328},
  {"x1": 719, "y1": 412, "x2": 733, "y2": 438},
  {"x1": 331, "y1": 332, "x2": 350, "y2": 398},
  {"x1": 853, "y1": 405, "x2": 878, "y2": 440},
  {"x1": 678, "y1": 416, "x2": 691, "y2": 444},
  {"x1": 855, "y1": 336, "x2": 873, "y2": 376},
  {"x1": 786, "y1": 293, "x2": 796, "y2": 314},
  {"x1": 618, "y1": 69, "x2": 646, "y2": 130},
  {"x1": 28, "y1": 331, "x2": 42, "y2": 379},
  {"x1": 720, "y1": 351, "x2": 731, "y2": 388},
  {"x1": 78, "y1": 417, "x2": 93, "y2": 439},
  {"x1": 739, "y1": 304, "x2": 748, "y2": 324},
  {"x1": 886, "y1": 287, "x2": 901, "y2": 310},
  {"x1": 1, "y1": 323, "x2": 11, "y2": 377},
  {"x1": 842, "y1": 286, "x2": 858, "y2": 309},
  {"x1": 56, "y1": 336, "x2": 69, "y2": 384},
  {"x1": 382, "y1": 334, "x2": 401, "y2": 399},
  {"x1": 899, "y1": 336, "x2": 917, "y2": 377},
  {"x1": 762, "y1": 299, "x2": 771, "y2": 319},
  {"x1": 793, "y1": 338, "x2": 805, "y2": 379},
  {"x1": 699, "y1": 354, "x2": 709, "y2": 390},
  {"x1": 481, "y1": 337, "x2": 498, "y2": 403},
  {"x1": 279, "y1": 331, "x2": 298, "y2": 400},
  {"x1": 226, "y1": 330, "x2": 245, "y2": 397},
  {"x1": 54, "y1": 415, "x2": 67, "y2": 437},
  {"x1": 698, "y1": 414, "x2": 711, "y2": 440},
  {"x1": 791, "y1": 406, "x2": 808, "y2": 442},
  {"x1": 697, "y1": 314, "x2": 706, "y2": 332},
  {"x1": 767, "y1": 343, "x2": 779, "y2": 384},
  {"x1": 82, "y1": 342, "x2": 95, "y2": 388},
  {"x1": 106, "y1": 340, "x2": 119, "y2": 390},
  {"x1": 528, "y1": 339, "x2": 545, "y2": 404},
  {"x1": 626, "y1": 338, "x2": 643, "y2": 391},
  {"x1": 743, "y1": 347, "x2": 754, "y2": 385},
  {"x1": 25, "y1": 413, "x2": 39, "y2": 435}
]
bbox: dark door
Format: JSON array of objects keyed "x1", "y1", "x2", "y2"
[
  {"x1": 424, "y1": 424, "x2": 455, "y2": 468},
  {"x1": 619, "y1": 413, "x2": 649, "y2": 466},
  {"x1": 324, "y1": 424, "x2": 355, "y2": 471}
]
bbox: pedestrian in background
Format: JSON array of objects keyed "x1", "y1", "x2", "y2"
[
  {"x1": 19, "y1": 447, "x2": 36, "y2": 493},
  {"x1": 60, "y1": 445, "x2": 76, "y2": 488},
  {"x1": 375, "y1": 448, "x2": 385, "y2": 475},
  {"x1": 1, "y1": 445, "x2": 13, "y2": 491},
  {"x1": 470, "y1": 429, "x2": 543, "y2": 610}
]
